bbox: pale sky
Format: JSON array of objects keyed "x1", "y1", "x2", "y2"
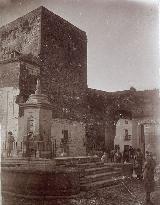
[{"x1": 0, "y1": 0, "x2": 159, "y2": 92}]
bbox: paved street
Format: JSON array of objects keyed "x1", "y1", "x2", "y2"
[
  {"x1": 2, "y1": 177, "x2": 160, "y2": 205},
  {"x1": 59, "y1": 178, "x2": 160, "y2": 205},
  {"x1": 68, "y1": 179, "x2": 160, "y2": 205}
]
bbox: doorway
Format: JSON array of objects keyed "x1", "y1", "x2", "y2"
[{"x1": 140, "y1": 124, "x2": 145, "y2": 154}]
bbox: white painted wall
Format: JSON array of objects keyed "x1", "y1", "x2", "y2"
[
  {"x1": 144, "y1": 123, "x2": 160, "y2": 156},
  {"x1": 114, "y1": 119, "x2": 133, "y2": 152},
  {"x1": 0, "y1": 87, "x2": 19, "y2": 143}
]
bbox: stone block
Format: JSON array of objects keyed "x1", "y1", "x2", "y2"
[{"x1": 1, "y1": 166, "x2": 81, "y2": 197}]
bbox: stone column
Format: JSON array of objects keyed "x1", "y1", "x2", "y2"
[{"x1": 19, "y1": 79, "x2": 53, "y2": 158}]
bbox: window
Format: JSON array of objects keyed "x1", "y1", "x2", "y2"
[
  {"x1": 62, "y1": 130, "x2": 68, "y2": 143},
  {"x1": 125, "y1": 129, "x2": 128, "y2": 136},
  {"x1": 124, "y1": 145, "x2": 129, "y2": 151},
  {"x1": 125, "y1": 120, "x2": 128, "y2": 124},
  {"x1": 124, "y1": 129, "x2": 131, "y2": 140}
]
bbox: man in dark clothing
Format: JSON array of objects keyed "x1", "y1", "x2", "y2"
[
  {"x1": 110, "y1": 149, "x2": 115, "y2": 162},
  {"x1": 123, "y1": 149, "x2": 129, "y2": 163},
  {"x1": 134, "y1": 148, "x2": 144, "y2": 179},
  {"x1": 129, "y1": 146, "x2": 134, "y2": 160},
  {"x1": 114, "y1": 148, "x2": 122, "y2": 163},
  {"x1": 143, "y1": 151, "x2": 156, "y2": 204}
]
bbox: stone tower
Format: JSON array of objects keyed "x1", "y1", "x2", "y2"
[{"x1": 0, "y1": 6, "x2": 87, "y2": 145}]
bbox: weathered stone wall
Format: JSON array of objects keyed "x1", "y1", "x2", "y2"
[
  {"x1": 86, "y1": 88, "x2": 159, "y2": 152},
  {"x1": 0, "y1": 61, "x2": 20, "y2": 88},
  {"x1": 40, "y1": 7, "x2": 87, "y2": 91},
  {"x1": 0, "y1": 60, "x2": 40, "y2": 147},
  {"x1": 0, "y1": 59, "x2": 40, "y2": 98},
  {"x1": 1, "y1": 167, "x2": 80, "y2": 199},
  {"x1": 131, "y1": 119, "x2": 139, "y2": 148},
  {"x1": 0, "y1": 7, "x2": 42, "y2": 60},
  {"x1": 18, "y1": 60, "x2": 40, "y2": 102},
  {"x1": 0, "y1": 6, "x2": 88, "y2": 122},
  {"x1": 40, "y1": 7, "x2": 87, "y2": 121},
  {"x1": 51, "y1": 118, "x2": 86, "y2": 157}
]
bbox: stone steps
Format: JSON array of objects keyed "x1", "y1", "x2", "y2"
[
  {"x1": 1, "y1": 158, "x2": 55, "y2": 170},
  {"x1": 77, "y1": 162, "x2": 104, "y2": 169},
  {"x1": 2, "y1": 158, "x2": 132, "y2": 192},
  {"x1": 80, "y1": 162, "x2": 124, "y2": 191},
  {"x1": 81, "y1": 170, "x2": 121, "y2": 184},
  {"x1": 85, "y1": 165, "x2": 121, "y2": 175},
  {"x1": 55, "y1": 156, "x2": 100, "y2": 166},
  {"x1": 80, "y1": 177, "x2": 122, "y2": 191}
]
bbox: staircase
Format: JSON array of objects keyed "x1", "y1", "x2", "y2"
[
  {"x1": 79, "y1": 162, "x2": 124, "y2": 191},
  {"x1": 2, "y1": 157, "x2": 132, "y2": 191}
]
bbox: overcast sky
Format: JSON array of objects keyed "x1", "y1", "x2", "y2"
[{"x1": 0, "y1": 0, "x2": 159, "y2": 92}]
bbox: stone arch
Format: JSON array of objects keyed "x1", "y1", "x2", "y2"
[
  {"x1": 105, "y1": 109, "x2": 133, "y2": 152},
  {"x1": 136, "y1": 119, "x2": 160, "y2": 157},
  {"x1": 114, "y1": 110, "x2": 133, "y2": 152},
  {"x1": 114, "y1": 109, "x2": 132, "y2": 124}
]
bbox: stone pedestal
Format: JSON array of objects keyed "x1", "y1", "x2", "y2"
[{"x1": 19, "y1": 80, "x2": 53, "y2": 158}]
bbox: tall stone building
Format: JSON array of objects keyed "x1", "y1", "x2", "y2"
[{"x1": 0, "y1": 6, "x2": 159, "y2": 157}]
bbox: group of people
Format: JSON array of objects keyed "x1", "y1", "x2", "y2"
[
  {"x1": 101, "y1": 145, "x2": 135, "y2": 163},
  {"x1": 4, "y1": 132, "x2": 158, "y2": 204},
  {"x1": 133, "y1": 148, "x2": 157, "y2": 204},
  {"x1": 5, "y1": 131, "x2": 38, "y2": 158},
  {"x1": 101, "y1": 146, "x2": 157, "y2": 204}
]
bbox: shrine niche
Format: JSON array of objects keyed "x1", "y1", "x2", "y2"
[{"x1": 27, "y1": 115, "x2": 35, "y2": 134}]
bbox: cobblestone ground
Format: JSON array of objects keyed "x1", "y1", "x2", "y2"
[
  {"x1": 2, "y1": 179, "x2": 160, "y2": 205},
  {"x1": 55, "y1": 178, "x2": 160, "y2": 205}
]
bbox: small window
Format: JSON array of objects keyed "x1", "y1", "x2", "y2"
[
  {"x1": 125, "y1": 120, "x2": 128, "y2": 124},
  {"x1": 124, "y1": 129, "x2": 131, "y2": 140},
  {"x1": 125, "y1": 129, "x2": 128, "y2": 135},
  {"x1": 124, "y1": 145, "x2": 129, "y2": 151},
  {"x1": 62, "y1": 130, "x2": 68, "y2": 143}
]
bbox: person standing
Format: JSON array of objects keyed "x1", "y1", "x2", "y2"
[
  {"x1": 129, "y1": 146, "x2": 134, "y2": 161},
  {"x1": 134, "y1": 148, "x2": 144, "y2": 179},
  {"x1": 7, "y1": 131, "x2": 15, "y2": 157},
  {"x1": 110, "y1": 149, "x2": 115, "y2": 162},
  {"x1": 143, "y1": 151, "x2": 156, "y2": 204},
  {"x1": 101, "y1": 152, "x2": 109, "y2": 163},
  {"x1": 114, "y1": 148, "x2": 122, "y2": 163},
  {"x1": 123, "y1": 149, "x2": 129, "y2": 163},
  {"x1": 26, "y1": 131, "x2": 36, "y2": 157}
]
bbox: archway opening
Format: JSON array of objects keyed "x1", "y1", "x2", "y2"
[{"x1": 114, "y1": 110, "x2": 133, "y2": 153}]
